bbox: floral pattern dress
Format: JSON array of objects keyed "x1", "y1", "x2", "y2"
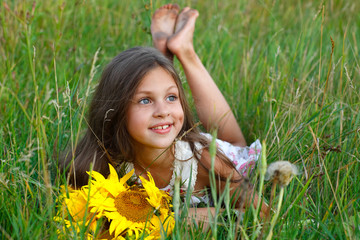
[{"x1": 125, "y1": 133, "x2": 262, "y2": 206}]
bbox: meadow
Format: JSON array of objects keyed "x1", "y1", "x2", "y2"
[{"x1": 1, "y1": 0, "x2": 359, "y2": 239}]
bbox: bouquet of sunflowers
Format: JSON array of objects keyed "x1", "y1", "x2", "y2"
[{"x1": 55, "y1": 164, "x2": 175, "y2": 239}]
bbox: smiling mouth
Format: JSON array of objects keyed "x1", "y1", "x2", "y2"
[{"x1": 151, "y1": 124, "x2": 170, "y2": 130}]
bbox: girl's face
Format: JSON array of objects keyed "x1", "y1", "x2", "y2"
[{"x1": 126, "y1": 67, "x2": 184, "y2": 151}]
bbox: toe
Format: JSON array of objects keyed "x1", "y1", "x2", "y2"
[{"x1": 171, "y1": 4, "x2": 180, "y2": 11}]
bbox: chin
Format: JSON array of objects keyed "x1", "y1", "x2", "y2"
[
  {"x1": 151, "y1": 140, "x2": 175, "y2": 149},
  {"x1": 154, "y1": 143, "x2": 174, "y2": 149}
]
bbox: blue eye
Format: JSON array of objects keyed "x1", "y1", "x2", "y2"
[
  {"x1": 167, "y1": 95, "x2": 177, "y2": 102},
  {"x1": 139, "y1": 98, "x2": 150, "y2": 104}
]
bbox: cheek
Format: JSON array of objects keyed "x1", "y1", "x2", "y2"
[
  {"x1": 177, "y1": 106, "x2": 185, "y2": 125},
  {"x1": 126, "y1": 109, "x2": 143, "y2": 133},
  {"x1": 177, "y1": 98, "x2": 188, "y2": 126}
]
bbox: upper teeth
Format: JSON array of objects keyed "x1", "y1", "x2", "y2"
[{"x1": 153, "y1": 125, "x2": 170, "y2": 130}]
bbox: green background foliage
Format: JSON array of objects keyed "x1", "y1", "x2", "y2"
[{"x1": 1, "y1": 0, "x2": 359, "y2": 239}]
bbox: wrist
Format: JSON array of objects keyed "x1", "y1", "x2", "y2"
[{"x1": 176, "y1": 48, "x2": 198, "y2": 64}]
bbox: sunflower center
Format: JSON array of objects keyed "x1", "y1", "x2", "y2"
[{"x1": 114, "y1": 190, "x2": 153, "y2": 223}]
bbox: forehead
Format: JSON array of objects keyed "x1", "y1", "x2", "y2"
[{"x1": 136, "y1": 67, "x2": 179, "y2": 92}]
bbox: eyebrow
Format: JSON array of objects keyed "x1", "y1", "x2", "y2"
[{"x1": 134, "y1": 85, "x2": 179, "y2": 95}]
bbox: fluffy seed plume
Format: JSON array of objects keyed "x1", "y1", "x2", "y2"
[{"x1": 265, "y1": 161, "x2": 299, "y2": 186}]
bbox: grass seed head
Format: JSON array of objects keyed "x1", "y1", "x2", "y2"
[{"x1": 265, "y1": 161, "x2": 299, "y2": 187}]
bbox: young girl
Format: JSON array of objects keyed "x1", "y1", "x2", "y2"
[{"x1": 61, "y1": 4, "x2": 266, "y2": 222}]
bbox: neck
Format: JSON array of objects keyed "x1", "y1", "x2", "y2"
[
  {"x1": 134, "y1": 144, "x2": 174, "y2": 171},
  {"x1": 133, "y1": 144, "x2": 175, "y2": 188}
]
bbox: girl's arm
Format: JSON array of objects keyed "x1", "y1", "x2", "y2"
[
  {"x1": 186, "y1": 207, "x2": 217, "y2": 230},
  {"x1": 177, "y1": 51, "x2": 247, "y2": 147},
  {"x1": 196, "y1": 149, "x2": 268, "y2": 216},
  {"x1": 166, "y1": 7, "x2": 246, "y2": 147}
]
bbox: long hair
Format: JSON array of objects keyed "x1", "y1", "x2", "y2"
[
  {"x1": 61, "y1": 47, "x2": 200, "y2": 187},
  {"x1": 60, "y1": 46, "x2": 246, "y2": 190}
]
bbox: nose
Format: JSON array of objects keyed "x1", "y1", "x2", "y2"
[{"x1": 153, "y1": 101, "x2": 170, "y2": 118}]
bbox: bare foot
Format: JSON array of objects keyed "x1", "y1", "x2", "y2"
[
  {"x1": 167, "y1": 7, "x2": 199, "y2": 60},
  {"x1": 151, "y1": 4, "x2": 179, "y2": 59}
]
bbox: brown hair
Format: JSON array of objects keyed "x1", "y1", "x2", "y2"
[{"x1": 60, "y1": 47, "x2": 245, "y2": 189}]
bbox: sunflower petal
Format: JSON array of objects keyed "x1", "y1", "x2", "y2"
[{"x1": 107, "y1": 164, "x2": 119, "y2": 181}]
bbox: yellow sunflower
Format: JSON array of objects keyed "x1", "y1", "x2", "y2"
[
  {"x1": 85, "y1": 166, "x2": 133, "y2": 219},
  {"x1": 55, "y1": 185, "x2": 99, "y2": 236},
  {"x1": 56, "y1": 164, "x2": 174, "y2": 239},
  {"x1": 87, "y1": 164, "x2": 174, "y2": 239},
  {"x1": 140, "y1": 173, "x2": 172, "y2": 210}
]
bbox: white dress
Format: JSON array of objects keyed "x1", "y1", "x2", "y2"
[{"x1": 125, "y1": 133, "x2": 262, "y2": 206}]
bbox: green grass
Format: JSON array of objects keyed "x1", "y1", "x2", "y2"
[{"x1": 1, "y1": 0, "x2": 359, "y2": 239}]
